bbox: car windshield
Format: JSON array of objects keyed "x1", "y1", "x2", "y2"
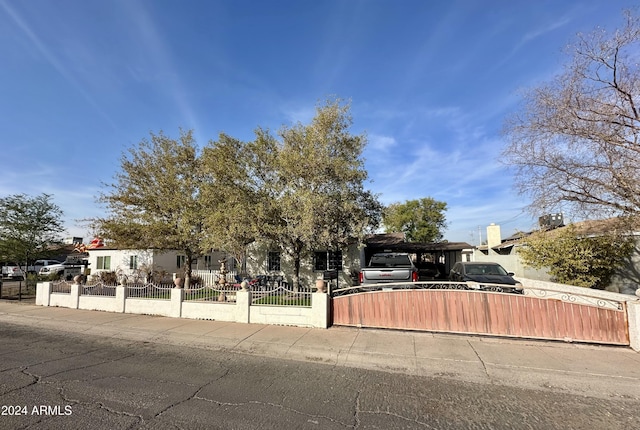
[
  {"x1": 369, "y1": 254, "x2": 412, "y2": 267},
  {"x1": 465, "y1": 264, "x2": 508, "y2": 276}
]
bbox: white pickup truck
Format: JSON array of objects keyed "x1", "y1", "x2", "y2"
[
  {"x1": 39, "y1": 260, "x2": 84, "y2": 280},
  {"x1": 358, "y1": 252, "x2": 419, "y2": 287}
]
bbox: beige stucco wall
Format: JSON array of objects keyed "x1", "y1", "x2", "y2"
[
  {"x1": 472, "y1": 248, "x2": 552, "y2": 281},
  {"x1": 245, "y1": 241, "x2": 362, "y2": 288}
]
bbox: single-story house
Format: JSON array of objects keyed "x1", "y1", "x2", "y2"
[
  {"x1": 83, "y1": 234, "x2": 473, "y2": 289},
  {"x1": 473, "y1": 219, "x2": 640, "y2": 294}
]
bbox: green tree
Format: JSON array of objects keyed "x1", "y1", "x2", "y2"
[
  {"x1": 92, "y1": 129, "x2": 206, "y2": 287},
  {"x1": 249, "y1": 98, "x2": 382, "y2": 289},
  {"x1": 517, "y1": 224, "x2": 634, "y2": 288},
  {"x1": 201, "y1": 133, "x2": 259, "y2": 275},
  {"x1": 0, "y1": 193, "x2": 65, "y2": 278},
  {"x1": 383, "y1": 198, "x2": 447, "y2": 242},
  {"x1": 502, "y1": 11, "x2": 640, "y2": 223}
]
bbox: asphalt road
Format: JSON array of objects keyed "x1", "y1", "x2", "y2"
[{"x1": 1, "y1": 323, "x2": 638, "y2": 430}]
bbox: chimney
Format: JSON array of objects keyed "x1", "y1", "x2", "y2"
[{"x1": 486, "y1": 223, "x2": 501, "y2": 251}]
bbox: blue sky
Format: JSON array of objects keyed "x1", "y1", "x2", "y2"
[{"x1": 0, "y1": 0, "x2": 635, "y2": 245}]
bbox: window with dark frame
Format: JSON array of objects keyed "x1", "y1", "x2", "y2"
[
  {"x1": 267, "y1": 251, "x2": 281, "y2": 271},
  {"x1": 129, "y1": 255, "x2": 138, "y2": 270},
  {"x1": 313, "y1": 250, "x2": 342, "y2": 271},
  {"x1": 177, "y1": 255, "x2": 186, "y2": 268}
]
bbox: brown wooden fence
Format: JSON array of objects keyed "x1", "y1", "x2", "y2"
[{"x1": 331, "y1": 289, "x2": 629, "y2": 345}]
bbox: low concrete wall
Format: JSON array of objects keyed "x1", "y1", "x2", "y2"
[
  {"x1": 79, "y1": 295, "x2": 123, "y2": 313},
  {"x1": 181, "y1": 301, "x2": 238, "y2": 321},
  {"x1": 49, "y1": 293, "x2": 73, "y2": 308},
  {"x1": 125, "y1": 298, "x2": 174, "y2": 317},
  {"x1": 36, "y1": 282, "x2": 329, "y2": 329}
]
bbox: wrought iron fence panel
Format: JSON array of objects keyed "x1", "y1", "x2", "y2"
[
  {"x1": 251, "y1": 284, "x2": 312, "y2": 307},
  {"x1": 81, "y1": 282, "x2": 117, "y2": 297},
  {"x1": 51, "y1": 281, "x2": 72, "y2": 294},
  {"x1": 127, "y1": 283, "x2": 173, "y2": 300}
]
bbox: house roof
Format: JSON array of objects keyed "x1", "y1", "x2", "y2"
[
  {"x1": 364, "y1": 232, "x2": 405, "y2": 247},
  {"x1": 365, "y1": 233, "x2": 472, "y2": 252},
  {"x1": 488, "y1": 217, "x2": 639, "y2": 251}
]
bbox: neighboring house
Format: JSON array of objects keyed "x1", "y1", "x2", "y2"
[
  {"x1": 473, "y1": 219, "x2": 640, "y2": 294},
  {"x1": 472, "y1": 223, "x2": 551, "y2": 282}
]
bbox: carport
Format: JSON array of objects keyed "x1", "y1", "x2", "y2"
[{"x1": 363, "y1": 234, "x2": 473, "y2": 277}]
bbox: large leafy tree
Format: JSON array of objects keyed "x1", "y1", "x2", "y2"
[
  {"x1": 249, "y1": 98, "x2": 382, "y2": 289},
  {"x1": 92, "y1": 129, "x2": 206, "y2": 287},
  {"x1": 517, "y1": 224, "x2": 634, "y2": 289},
  {"x1": 201, "y1": 133, "x2": 259, "y2": 275},
  {"x1": 0, "y1": 193, "x2": 65, "y2": 276},
  {"x1": 502, "y1": 10, "x2": 640, "y2": 224},
  {"x1": 383, "y1": 198, "x2": 447, "y2": 242}
]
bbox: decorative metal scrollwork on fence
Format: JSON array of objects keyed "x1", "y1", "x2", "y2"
[
  {"x1": 331, "y1": 281, "x2": 524, "y2": 297},
  {"x1": 126, "y1": 283, "x2": 174, "y2": 300},
  {"x1": 523, "y1": 288, "x2": 624, "y2": 310},
  {"x1": 81, "y1": 282, "x2": 117, "y2": 296}
]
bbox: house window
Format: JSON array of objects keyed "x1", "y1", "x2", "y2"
[
  {"x1": 204, "y1": 255, "x2": 212, "y2": 269},
  {"x1": 177, "y1": 255, "x2": 186, "y2": 268},
  {"x1": 129, "y1": 255, "x2": 138, "y2": 270},
  {"x1": 267, "y1": 251, "x2": 281, "y2": 271},
  {"x1": 314, "y1": 250, "x2": 342, "y2": 271},
  {"x1": 96, "y1": 256, "x2": 111, "y2": 270}
]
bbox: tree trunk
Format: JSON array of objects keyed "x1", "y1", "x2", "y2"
[
  {"x1": 292, "y1": 253, "x2": 301, "y2": 292},
  {"x1": 291, "y1": 240, "x2": 304, "y2": 292},
  {"x1": 184, "y1": 251, "x2": 193, "y2": 289}
]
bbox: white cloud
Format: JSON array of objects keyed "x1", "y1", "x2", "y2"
[{"x1": 367, "y1": 134, "x2": 397, "y2": 152}]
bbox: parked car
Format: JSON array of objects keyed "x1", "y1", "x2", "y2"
[
  {"x1": 30, "y1": 259, "x2": 62, "y2": 274},
  {"x1": 39, "y1": 260, "x2": 84, "y2": 280},
  {"x1": 449, "y1": 262, "x2": 522, "y2": 293},
  {"x1": 1, "y1": 264, "x2": 24, "y2": 280}
]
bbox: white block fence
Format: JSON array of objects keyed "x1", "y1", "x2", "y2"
[{"x1": 36, "y1": 282, "x2": 330, "y2": 328}]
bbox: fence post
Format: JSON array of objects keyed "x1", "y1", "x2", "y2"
[
  {"x1": 116, "y1": 285, "x2": 127, "y2": 313},
  {"x1": 311, "y1": 289, "x2": 330, "y2": 328},
  {"x1": 627, "y1": 301, "x2": 640, "y2": 352},
  {"x1": 236, "y1": 282, "x2": 251, "y2": 323},
  {"x1": 170, "y1": 288, "x2": 184, "y2": 318},
  {"x1": 70, "y1": 282, "x2": 81, "y2": 309},
  {"x1": 35, "y1": 282, "x2": 52, "y2": 306}
]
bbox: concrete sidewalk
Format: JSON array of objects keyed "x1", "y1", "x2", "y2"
[{"x1": 1, "y1": 300, "x2": 639, "y2": 400}]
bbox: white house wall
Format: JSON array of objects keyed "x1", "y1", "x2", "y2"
[
  {"x1": 88, "y1": 249, "x2": 158, "y2": 280},
  {"x1": 87, "y1": 249, "x2": 234, "y2": 282}
]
